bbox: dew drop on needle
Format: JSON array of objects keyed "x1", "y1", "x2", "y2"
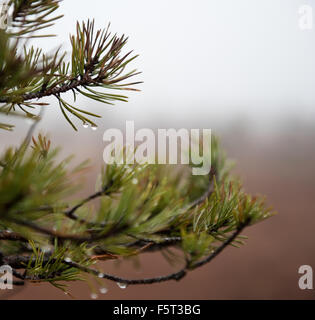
[
  {"x1": 100, "y1": 287, "x2": 108, "y2": 294},
  {"x1": 91, "y1": 293, "x2": 98, "y2": 299},
  {"x1": 117, "y1": 282, "x2": 127, "y2": 289}
]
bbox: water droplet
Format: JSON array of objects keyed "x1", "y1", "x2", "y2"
[
  {"x1": 25, "y1": 118, "x2": 34, "y2": 125},
  {"x1": 132, "y1": 178, "x2": 138, "y2": 185},
  {"x1": 99, "y1": 287, "x2": 108, "y2": 294},
  {"x1": 90, "y1": 293, "x2": 98, "y2": 299},
  {"x1": 64, "y1": 257, "x2": 72, "y2": 263},
  {"x1": 42, "y1": 246, "x2": 51, "y2": 253},
  {"x1": 91, "y1": 125, "x2": 98, "y2": 131},
  {"x1": 83, "y1": 123, "x2": 89, "y2": 129},
  {"x1": 117, "y1": 282, "x2": 127, "y2": 289},
  {"x1": 98, "y1": 273, "x2": 104, "y2": 278}
]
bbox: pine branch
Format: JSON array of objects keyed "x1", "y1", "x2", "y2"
[
  {"x1": 2, "y1": 225, "x2": 247, "y2": 287},
  {"x1": 7, "y1": 216, "x2": 129, "y2": 243},
  {"x1": 1, "y1": 19, "x2": 141, "y2": 130},
  {"x1": 8, "y1": 0, "x2": 63, "y2": 38},
  {"x1": 4, "y1": 162, "x2": 217, "y2": 244}
]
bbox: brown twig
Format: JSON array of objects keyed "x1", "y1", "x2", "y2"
[{"x1": 0, "y1": 231, "x2": 28, "y2": 242}]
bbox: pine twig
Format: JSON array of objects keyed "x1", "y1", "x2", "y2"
[
  {"x1": 2, "y1": 225, "x2": 247, "y2": 286},
  {"x1": 0, "y1": 231, "x2": 28, "y2": 242}
]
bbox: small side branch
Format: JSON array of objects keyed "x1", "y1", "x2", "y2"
[
  {"x1": 64, "y1": 190, "x2": 104, "y2": 221},
  {"x1": 190, "y1": 224, "x2": 246, "y2": 269},
  {"x1": 0, "y1": 231, "x2": 28, "y2": 242},
  {"x1": 188, "y1": 167, "x2": 216, "y2": 208}
]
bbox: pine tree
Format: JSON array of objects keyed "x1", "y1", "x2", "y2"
[{"x1": 0, "y1": 1, "x2": 274, "y2": 295}]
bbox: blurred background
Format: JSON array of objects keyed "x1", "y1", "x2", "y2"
[{"x1": 1, "y1": 0, "x2": 315, "y2": 299}]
